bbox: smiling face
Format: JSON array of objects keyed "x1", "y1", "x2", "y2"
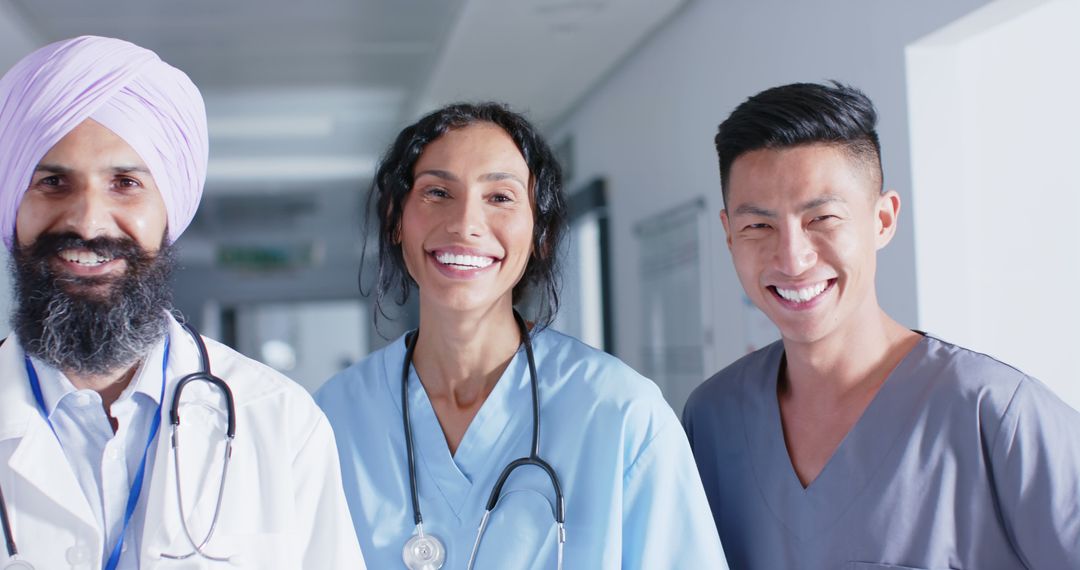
[
  {"x1": 10, "y1": 118, "x2": 175, "y2": 375},
  {"x1": 400, "y1": 122, "x2": 535, "y2": 316},
  {"x1": 15, "y1": 119, "x2": 167, "y2": 295},
  {"x1": 720, "y1": 144, "x2": 900, "y2": 347}
]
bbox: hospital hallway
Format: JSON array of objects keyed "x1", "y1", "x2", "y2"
[{"x1": 0, "y1": 0, "x2": 1076, "y2": 411}]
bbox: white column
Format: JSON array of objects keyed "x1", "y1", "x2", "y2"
[{"x1": 907, "y1": 0, "x2": 1080, "y2": 410}]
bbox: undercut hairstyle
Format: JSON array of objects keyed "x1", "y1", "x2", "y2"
[
  {"x1": 715, "y1": 81, "x2": 883, "y2": 206},
  {"x1": 363, "y1": 102, "x2": 567, "y2": 329}
]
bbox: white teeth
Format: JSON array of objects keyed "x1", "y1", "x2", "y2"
[
  {"x1": 59, "y1": 249, "x2": 113, "y2": 266},
  {"x1": 434, "y1": 252, "x2": 495, "y2": 269},
  {"x1": 775, "y1": 281, "x2": 828, "y2": 303}
]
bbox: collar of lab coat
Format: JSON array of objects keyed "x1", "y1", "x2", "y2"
[
  {"x1": 31, "y1": 336, "x2": 167, "y2": 421},
  {"x1": 0, "y1": 312, "x2": 279, "y2": 559},
  {"x1": 0, "y1": 326, "x2": 102, "y2": 540}
]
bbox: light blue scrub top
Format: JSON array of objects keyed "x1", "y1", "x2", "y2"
[
  {"x1": 683, "y1": 334, "x2": 1080, "y2": 569},
  {"x1": 317, "y1": 327, "x2": 727, "y2": 569}
]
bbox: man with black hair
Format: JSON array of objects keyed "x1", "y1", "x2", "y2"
[{"x1": 682, "y1": 82, "x2": 1080, "y2": 569}]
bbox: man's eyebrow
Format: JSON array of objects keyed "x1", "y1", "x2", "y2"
[
  {"x1": 479, "y1": 172, "x2": 527, "y2": 187},
  {"x1": 33, "y1": 164, "x2": 153, "y2": 176},
  {"x1": 113, "y1": 166, "x2": 152, "y2": 175},
  {"x1": 799, "y1": 195, "x2": 844, "y2": 211},
  {"x1": 34, "y1": 163, "x2": 71, "y2": 174},
  {"x1": 414, "y1": 169, "x2": 459, "y2": 182},
  {"x1": 731, "y1": 195, "x2": 847, "y2": 217},
  {"x1": 732, "y1": 204, "x2": 776, "y2": 217}
]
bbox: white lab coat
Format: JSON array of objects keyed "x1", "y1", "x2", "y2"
[{"x1": 0, "y1": 315, "x2": 366, "y2": 569}]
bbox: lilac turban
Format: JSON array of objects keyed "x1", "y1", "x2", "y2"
[{"x1": 0, "y1": 35, "x2": 208, "y2": 248}]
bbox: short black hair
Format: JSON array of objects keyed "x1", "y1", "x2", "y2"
[
  {"x1": 715, "y1": 81, "x2": 883, "y2": 205},
  {"x1": 363, "y1": 102, "x2": 567, "y2": 329}
]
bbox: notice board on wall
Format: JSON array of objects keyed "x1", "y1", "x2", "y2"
[{"x1": 634, "y1": 197, "x2": 710, "y2": 413}]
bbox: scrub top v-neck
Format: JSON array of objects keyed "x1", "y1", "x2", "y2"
[
  {"x1": 743, "y1": 339, "x2": 929, "y2": 540},
  {"x1": 683, "y1": 335, "x2": 1080, "y2": 569},
  {"x1": 319, "y1": 326, "x2": 729, "y2": 569},
  {"x1": 401, "y1": 336, "x2": 531, "y2": 519}
]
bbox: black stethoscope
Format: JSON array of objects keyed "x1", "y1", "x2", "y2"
[
  {"x1": 400, "y1": 311, "x2": 566, "y2": 570},
  {"x1": 0, "y1": 323, "x2": 237, "y2": 569}
]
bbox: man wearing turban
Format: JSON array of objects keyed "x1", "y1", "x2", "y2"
[{"x1": 0, "y1": 36, "x2": 366, "y2": 569}]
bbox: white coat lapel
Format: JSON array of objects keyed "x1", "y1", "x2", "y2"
[
  {"x1": 7, "y1": 414, "x2": 99, "y2": 531},
  {"x1": 0, "y1": 335, "x2": 98, "y2": 533}
]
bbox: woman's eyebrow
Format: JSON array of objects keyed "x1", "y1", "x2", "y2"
[
  {"x1": 415, "y1": 169, "x2": 458, "y2": 182},
  {"x1": 479, "y1": 172, "x2": 526, "y2": 186}
]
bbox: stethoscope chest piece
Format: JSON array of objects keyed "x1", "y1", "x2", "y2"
[
  {"x1": 402, "y1": 529, "x2": 445, "y2": 570},
  {"x1": 400, "y1": 312, "x2": 564, "y2": 569},
  {"x1": 3, "y1": 558, "x2": 33, "y2": 570}
]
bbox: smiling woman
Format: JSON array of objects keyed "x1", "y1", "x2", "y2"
[
  {"x1": 315, "y1": 102, "x2": 729, "y2": 569},
  {"x1": 400, "y1": 122, "x2": 536, "y2": 319},
  {"x1": 369, "y1": 103, "x2": 565, "y2": 329}
]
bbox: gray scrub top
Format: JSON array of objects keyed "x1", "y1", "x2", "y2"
[{"x1": 682, "y1": 335, "x2": 1080, "y2": 570}]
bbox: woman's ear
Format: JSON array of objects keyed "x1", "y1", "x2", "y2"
[
  {"x1": 388, "y1": 201, "x2": 402, "y2": 244},
  {"x1": 535, "y1": 226, "x2": 551, "y2": 260}
]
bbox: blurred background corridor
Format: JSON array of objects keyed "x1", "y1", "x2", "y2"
[{"x1": 1, "y1": 0, "x2": 1076, "y2": 411}]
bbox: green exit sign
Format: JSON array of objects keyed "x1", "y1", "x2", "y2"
[{"x1": 216, "y1": 242, "x2": 319, "y2": 272}]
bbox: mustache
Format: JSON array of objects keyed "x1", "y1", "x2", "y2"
[
  {"x1": 10, "y1": 232, "x2": 175, "y2": 376},
  {"x1": 25, "y1": 232, "x2": 149, "y2": 262}
]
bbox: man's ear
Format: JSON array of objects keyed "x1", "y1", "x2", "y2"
[
  {"x1": 720, "y1": 209, "x2": 733, "y2": 250},
  {"x1": 875, "y1": 190, "x2": 901, "y2": 250}
]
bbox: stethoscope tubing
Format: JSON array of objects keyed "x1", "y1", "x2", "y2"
[
  {"x1": 402, "y1": 311, "x2": 565, "y2": 569},
  {"x1": 0, "y1": 342, "x2": 30, "y2": 569},
  {"x1": 0, "y1": 323, "x2": 235, "y2": 566},
  {"x1": 0, "y1": 336, "x2": 15, "y2": 561},
  {"x1": 169, "y1": 326, "x2": 237, "y2": 439},
  {"x1": 161, "y1": 323, "x2": 236, "y2": 562},
  {"x1": 498, "y1": 323, "x2": 565, "y2": 523},
  {"x1": 402, "y1": 331, "x2": 424, "y2": 528},
  {"x1": 0, "y1": 481, "x2": 16, "y2": 559}
]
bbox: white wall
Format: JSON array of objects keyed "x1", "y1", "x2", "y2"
[
  {"x1": 908, "y1": 0, "x2": 1080, "y2": 410},
  {"x1": 0, "y1": 5, "x2": 40, "y2": 336},
  {"x1": 0, "y1": 4, "x2": 40, "y2": 71},
  {"x1": 235, "y1": 299, "x2": 367, "y2": 393},
  {"x1": 552, "y1": 0, "x2": 992, "y2": 402}
]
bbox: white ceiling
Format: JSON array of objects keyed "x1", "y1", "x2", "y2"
[
  {"x1": 7, "y1": 0, "x2": 461, "y2": 91},
  {"x1": 420, "y1": 0, "x2": 688, "y2": 127},
  {"x1": 4, "y1": 0, "x2": 688, "y2": 194}
]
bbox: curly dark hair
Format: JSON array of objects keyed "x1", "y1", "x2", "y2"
[{"x1": 362, "y1": 102, "x2": 567, "y2": 329}]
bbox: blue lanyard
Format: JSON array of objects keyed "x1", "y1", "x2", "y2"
[{"x1": 24, "y1": 336, "x2": 170, "y2": 570}]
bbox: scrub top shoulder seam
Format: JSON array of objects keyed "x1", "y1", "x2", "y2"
[{"x1": 622, "y1": 414, "x2": 678, "y2": 484}]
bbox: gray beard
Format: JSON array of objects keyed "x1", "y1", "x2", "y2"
[{"x1": 10, "y1": 233, "x2": 175, "y2": 376}]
